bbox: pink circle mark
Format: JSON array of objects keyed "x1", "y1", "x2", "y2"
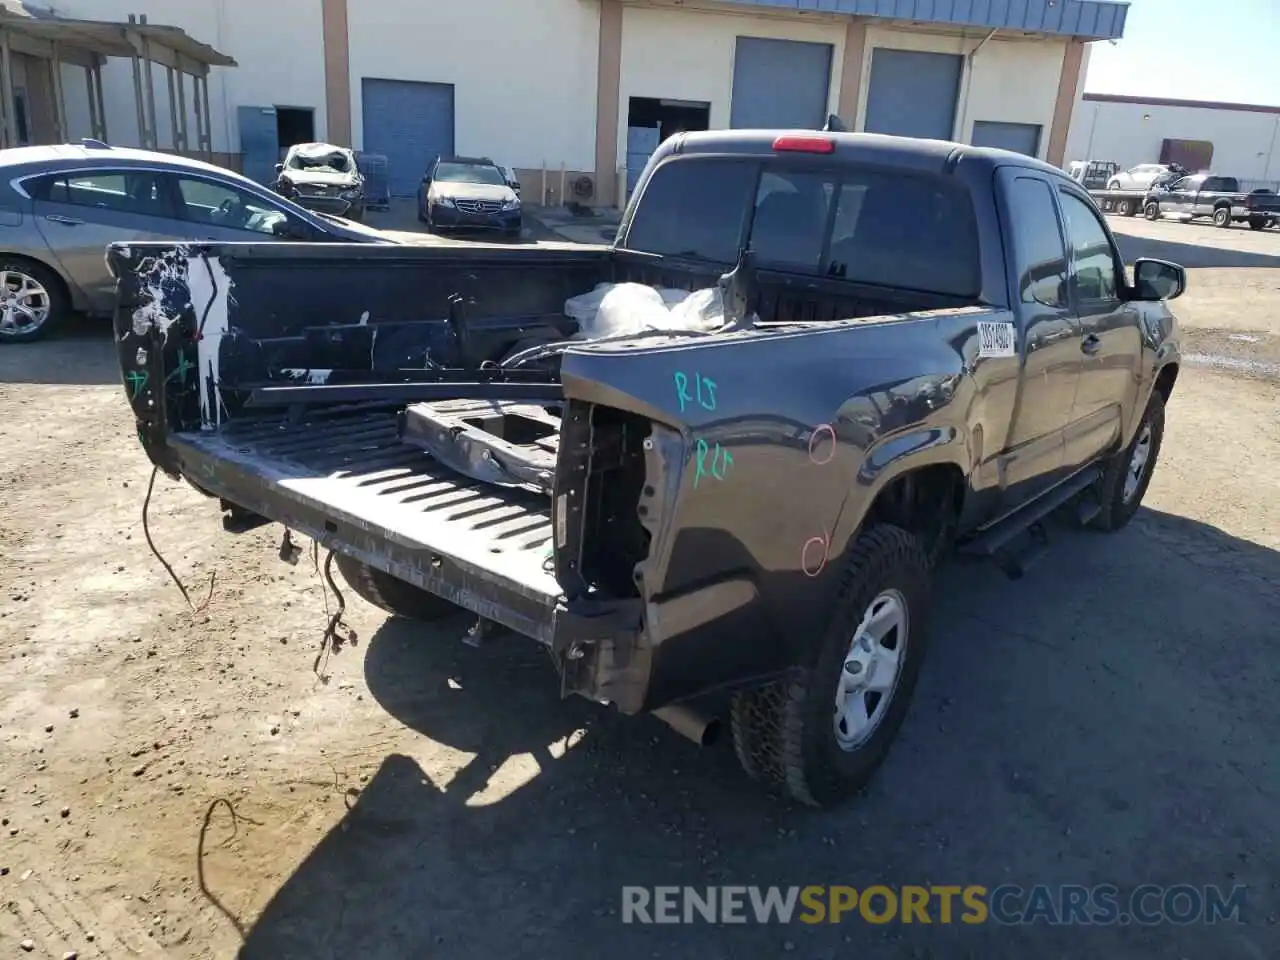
[
  {"x1": 801, "y1": 534, "x2": 829, "y2": 578},
  {"x1": 808, "y1": 423, "x2": 836, "y2": 465}
]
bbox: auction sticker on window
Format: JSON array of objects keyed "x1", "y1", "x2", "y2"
[{"x1": 977, "y1": 320, "x2": 1017, "y2": 358}]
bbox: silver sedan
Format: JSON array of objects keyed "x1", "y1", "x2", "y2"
[{"x1": 0, "y1": 140, "x2": 390, "y2": 343}]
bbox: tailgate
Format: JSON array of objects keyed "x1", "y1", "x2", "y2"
[{"x1": 171, "y1": 406, "x2": 564, "y2": 643}]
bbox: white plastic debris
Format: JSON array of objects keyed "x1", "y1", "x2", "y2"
[{"x1": 564, "y1": 281, "x2": 725, "y2": 339}]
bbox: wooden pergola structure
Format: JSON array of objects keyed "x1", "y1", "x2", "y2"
[{"x1": 0, "y1": 8, "x2": 236, "y2": 155}]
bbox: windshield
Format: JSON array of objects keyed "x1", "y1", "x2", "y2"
[
  {"x1": 288, "y1": 149, "x2": 352, "y2": 174},
  {"x1": 434, "y1": 162, "x2": 507, "y2": 186}
]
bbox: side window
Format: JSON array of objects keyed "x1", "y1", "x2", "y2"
[
  {"x1": 1058, "y1": 190, "x2": 1119, "y2": 302},
  {"x1": 624, "y1": 158, "x2": 758, "y2": 263},
  {"x1": 1007, "y1": 177, "x2": 1067, "y2": 308},
  {"x1": 747, "y1": 169, "x2": 833, "y2": 271},
  {"x1": 175, "y1": 176, "x2": 290, "y2": 235},
  {"x1": 31, "y1": 170, "x2": 167, "y2": 216}
]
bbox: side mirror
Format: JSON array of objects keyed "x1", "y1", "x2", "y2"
[
  {"x1": 1132, "y1": 258, "x2": 1185, "y2": 301},
  {"x1": 274, "y1": 163, "x2": 284, "y2": 173}
]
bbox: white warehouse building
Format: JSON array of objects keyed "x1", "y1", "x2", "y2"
[
  {"x1": 18, "y1": 0, "x2": 1128, "y2": 207},
  {"x1": 1066, "y1": 92, "x2": 1280, "y2": 186}
]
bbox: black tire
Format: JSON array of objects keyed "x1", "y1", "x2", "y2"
[
  {"x1": 1213, "y1": 206, "x2": 1232, "y2": 228},
  {"x1": 1107, "y1": 179, "x2": 1122, "y2": 190},
  {"x1": 334, "y1": 553, "x2": 460, "y2": 621},
  {"x1": 1248, "y1": 216, "x2": 1267, "y2": 231},
  {"x1": 0, "y1": 257, "x2": 71, "y2": 344},
  {"x1": 1116, "y1": 199, "x2": 1134, "y2": 217},
  {"x1": 1144, "y1": 201, "x2": 1161, "y2": 220},
  {"x1": 1088, "y1": 389, "x2": 1165, "y2": 533},
  {"x1": 729, "y1": 524, "x2": 931, "y2": 807}
]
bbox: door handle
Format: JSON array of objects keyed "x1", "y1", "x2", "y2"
[
  {"x1": 45, "y1": 214, "x2": 83, "y2": 225},
  {"x1": 1081, "y1": 334, "x2": 1102, "y2": 355}
]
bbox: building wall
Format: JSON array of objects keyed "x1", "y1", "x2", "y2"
[
  {"x1": 616, "y1": 4, "x2": 847, "y2": 169},
  {"x1": 345, "y1": 0, "x2": 599, "y2": 172},
  {"x1": 49, "y1": 0, "x2": 325, "y2": 155},
  {"x1": 855, "y1": 26, "x2": 1067, "y2": 158},
  {"x1": 1065, "y1": 99, "x2": 1280, "y2": 181}
]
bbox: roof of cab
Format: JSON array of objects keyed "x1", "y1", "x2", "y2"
[{"x1": 662, "y1": 129, "x2": 1070, "y2": 180}]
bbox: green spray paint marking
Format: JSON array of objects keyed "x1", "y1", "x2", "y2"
[
  {"x1": 673, "y1": 371, "x2": 717, "y2": 413},
  {"x1": 693, "y1": 438, "x2": 734, "y2": 487},
  {"x1": 166, "y1": 349, "x2": 195, "y2": 385},
  {"x1": 126, "y1": 369, "x2": 149, "y2": 400}
]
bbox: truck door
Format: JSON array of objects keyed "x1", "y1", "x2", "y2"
[
  {"x1": 993, "y1": 170, "x2": 1081, "y2": 502},
  {"x1": 1056, "y1": 186, "x2": 1140, "y2": 469},
  {"x1": 1163, "y1": 176, "x2": 1192, "y2": 215}
]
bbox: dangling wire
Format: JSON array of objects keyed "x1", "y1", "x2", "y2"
[
  {"x1": 142, "y1": 464, "x2": 215, "y2": 612},
  {"x1": 310, "y1": 542, "x2": 357, "y2": 681}
]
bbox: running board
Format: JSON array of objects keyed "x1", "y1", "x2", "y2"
[{"x1": 959, "y1": 467, "x2": 1102, "y2": 577}]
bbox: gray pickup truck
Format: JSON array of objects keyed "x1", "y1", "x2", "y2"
[
  {"x1": 1144, "y1": 173, "x2": 1280, "y2": 229},
  {"x1": 108, "y1": 129, "x2": 1185, "y2": 808}
]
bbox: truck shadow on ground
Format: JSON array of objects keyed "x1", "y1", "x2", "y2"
[
  {"x1": 234, "y1": 508, "x2": 1279, "y2": 959},
  {"x1": 0, "y1": 315, "x2": 120, "y2": 386},
  {"x1": 1113, "y1": 229, "x2": 1280, "y2": 269}
]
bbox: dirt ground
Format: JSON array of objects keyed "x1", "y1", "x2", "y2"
[{"x1": 1, "y1": 217, "x2": 1278, "y2": 959}]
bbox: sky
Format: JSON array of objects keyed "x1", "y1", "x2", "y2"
[{"x1": 1084, "y1": 0, "x2": 1280, "y2": 105}]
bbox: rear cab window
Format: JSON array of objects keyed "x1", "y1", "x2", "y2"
[{"x1": 622, "y1": 156, "x2": 981, "y2": 299}]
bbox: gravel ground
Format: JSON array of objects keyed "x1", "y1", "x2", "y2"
[{"x1": 0, "y1": 218, "x2": 1277, "y2": 959}]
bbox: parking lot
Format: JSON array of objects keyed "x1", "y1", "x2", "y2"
[{"x1": 0, "y1": 214, "x2": 1277, "y2": 959}]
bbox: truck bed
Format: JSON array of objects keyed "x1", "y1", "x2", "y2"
[{"x1": 170, "y1": 405, "x2": 563, "y2": 642}]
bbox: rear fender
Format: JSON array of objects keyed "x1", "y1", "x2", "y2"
[{"x1": 826, "y1": 423, "x2": 973, "y2": 564}]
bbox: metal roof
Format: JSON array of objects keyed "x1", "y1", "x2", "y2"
[
  {"x1": 1083, "y1": 92, "x2": 1280, "y2": 116},
  {"x1": 710, "y1": 0, "x2": 1129, "y2": 40},
  {"x1": 0, "y1": 8, "x2": 236, "y2": 66}
]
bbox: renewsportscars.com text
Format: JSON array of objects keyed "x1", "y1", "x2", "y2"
[{"x1": 621, "y1": 884, "x2": 1246, "y2": 926}]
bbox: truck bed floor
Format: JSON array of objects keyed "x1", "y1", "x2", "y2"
[{"x1": 169, "y1": 408, "x2": 563, "y2": 638}]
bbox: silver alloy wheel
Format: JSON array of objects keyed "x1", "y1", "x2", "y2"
[
  {"x1": 833, "y1": 589, "x2": 908, "y2": 751},
  {"x1": 0, "y1": 269, "x2": 51, "y2": 338},
  {"x1": 1122, "y1": 422, "x2": 1154, "y2": 503}
]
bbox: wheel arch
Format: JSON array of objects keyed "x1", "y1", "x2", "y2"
[{"x1": 1153, "y1": 362, "x2": 1179, "y2": 403}]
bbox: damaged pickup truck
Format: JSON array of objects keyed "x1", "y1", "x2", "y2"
[{"x1": 110, "y1": 130, "x2": 1185, "y2": 807}]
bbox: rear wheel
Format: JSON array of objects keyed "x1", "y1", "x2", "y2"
[
  {"x1": 729, "y1": 525, "x2": 931, "y2": 807},
  {"x1": 1213, "y1": 206, "x2": 1232, "y2": 227},
  {"x1": 0, "y1": 258, "x2": 69, "y2": 344},
  {"x1": 1107, "y1": 178, "x2": 1122, "y2": 190},
  {"x1": 1116, "y1": 199, "x2": 1135, "y2": 217},
  {"x1": 1249, "y1": 216, "x2": 1268, "y2": 231},
  {"x1": 334, "y1": 553, "x2": 460, "y2": 621},
  {"x1": 1143, "y1": 201, "x2": 1161, "y2": 220}
]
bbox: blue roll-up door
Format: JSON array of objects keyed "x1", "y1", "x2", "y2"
[
  {"x1": 972, "y1": 120, "x2": 1043, "y2": 157},
  {"x1": 730, "y1": 37, "x2": 832, "y2": 130},
  {"x1": 361, "y1": 79, "x2": 455, "y2": 197},
  {"x1": 863, "y1": 48, "x2": 963, "y2": 141}
]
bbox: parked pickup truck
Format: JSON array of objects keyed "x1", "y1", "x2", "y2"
[
  {"x1": 1143, "y1": 173, "x2": 1280, "y2": 229},
  {"x1": 109, "y1": 130, "x2": 1185, "y2": 808}
]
